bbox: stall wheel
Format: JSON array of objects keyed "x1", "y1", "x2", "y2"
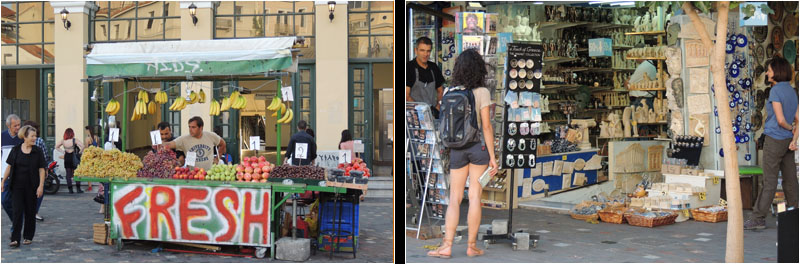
[
  {"x1": 483, "y1": 239, "x2": 491, "y2": 250},
  {"x1": 114, "y1": 238, "x2": 123, "y2": 251},
  {"x1": 255, "y1": 247, "x2": 267, "y2": 259}
]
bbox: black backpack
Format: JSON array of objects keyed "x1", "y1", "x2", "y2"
[{"x1": 439, "y1": 86, "x2": 482, "y2": 149}]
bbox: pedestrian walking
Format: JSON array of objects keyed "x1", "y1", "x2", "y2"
[
  {"x1": 54, "y1": 128, "x2": 84, "y2": 194},
  {"x1": 22, "y1": 121, "x2": 47, "y2": 222},
  {"x1": 2, "y1": 125, "x2": 46, "y2": 248}
]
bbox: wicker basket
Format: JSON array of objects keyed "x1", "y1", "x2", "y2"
[
  {"x1": 598, "y1": 207, "x2": 628, "y2": 224},
  {"x1": 93, "y1": 223, "x2": 109, "y2": 245},
  {"x1": 691, "y1": 206, "x2": 728, "y2": 223},
  {"x1": 570, "y1": 213, "x2": 599, "y2": 221},
  {"x1": 624, "y1": 211, "x2": 678, "y2": 228}
]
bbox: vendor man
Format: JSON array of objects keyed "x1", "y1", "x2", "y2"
[
  {"x1": 153, "y1": 122, "x2": 186, "y2": 166},
  {"x1": 407, "y1": 37, "x2": 445, "y2": 119},
  {"x1": 158, "y1": 117, "x2": 225, "y2": 170}
]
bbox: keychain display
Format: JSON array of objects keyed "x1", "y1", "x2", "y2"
[
  {"x1": 520, "y1": 122, "x2": 530, "y2": 136},
  {"x1": 502, "y1": 43, "x2": 543, "y2": 168}
]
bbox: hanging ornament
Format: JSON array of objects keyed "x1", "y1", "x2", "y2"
[
  {"x1": 719, "y1": 148, "x2": 725, "y2": 157},
  {"x1": 736, "y1": 115, "x2": 743, "y2": 122},
  {"x1": 734, "y1": 91, "x2": 741, "y2": 99},
  {"x1": 727, "y1": 83, "x2": 735, "y2": 92},
  {"x1": 716, "y1": 126, "x2": 721, "y2": 134},
  {"x1": 745, "y1": 153, "x2": 752, "y2": 161},
  {"x1": 733, "y1": 124, "x2": 739, "y2": 133},
  {"x1": 745, "y1": 123, "x2": 752, "y2": 131},
  {"x1": 729, "y1": 100, "x2": 736, "y2": 109},
  {"x1": 737, "y1": 34, "x2": 748, "y2": 47},
  {"x1": 726, "y1": 40, "x2": 735, "y2": 54},
  {"x1": 744, "y1": 134, "x2": 750, "y2": 142}
]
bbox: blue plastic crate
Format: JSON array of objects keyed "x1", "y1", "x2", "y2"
[
  {"x1": 320, "y1": 201, "x2": 359, "y2": 237},
  {"x1": 319, "y1": 235, "x2": 358, "y2": 252}
]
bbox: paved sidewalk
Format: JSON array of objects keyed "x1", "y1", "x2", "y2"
[
  {"x1": 1, "y1": 190, "x2": 394, "y2": 263},
  {"x1": 406, "y1": 203, "x2": 779, "y2": 262}
]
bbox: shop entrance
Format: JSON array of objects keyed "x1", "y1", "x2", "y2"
[
  {"x1": 348, "y1": 64, "x2": 374, "y2": 169},
  {"x1": 1, "y1": 68, "x2": 56, "y2": 149}
]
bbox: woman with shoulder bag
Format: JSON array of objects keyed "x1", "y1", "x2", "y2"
[
  {"x1": 55, "y1": 128, "x2": 84, "y2": 194},
  {"x1": 428, "y1": 49, "x2": 498, "y2": 259},
  {"x1": 2, "y1": 125, "x2": 47, "y2": 247}
]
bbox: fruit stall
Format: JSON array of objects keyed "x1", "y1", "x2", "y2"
[{"x1": 76, "y1": 37, "x2": 370, "y2": 259}]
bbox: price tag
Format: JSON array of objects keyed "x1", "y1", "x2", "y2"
[
  {"x1": 249, "y1": 136, "x2": 260, "y2": 151},
  {"x1": 150, "y1": 130, "x2": 162, "y2": 145},
  {"x1": 712, "y1": 176, "x2": 720, "y2": 185},
  {"x1": 354, "y1": 140, "x2": 365, "y2": 153},
  {"x1": 296, "y1": 143, "x2": 308, "y2": 159},
  {"x1": 340, "y1": 150, "x2": 352, "y2": 164},
  {"x1": 699, "y1": 192, "x2": 706, "y2": 201},
  {"x1": 110, "y1": 128, "x2": 120, "y2": 142},
  {"x1": 185, "y1": 151, "x2": 197, "y2": 167},
  {"x1": 682, "y1": 209, "x2": 690, "y2": 217},
  {"x1": 281, "y1": 86, "x2": 294, "y2": 102},
  {"x1": 108, "y1": 115, "x2": 116, "y2": 125},
  {"x1": 562, "y1": 155, "x2": 567, "y2": 161}
]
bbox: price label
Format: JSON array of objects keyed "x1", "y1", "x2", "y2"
[
  {"x1": 682, "y1": 209, "x2": 690, "y2": 217},
  {"x1": 149, "y1": 130, "x2": 162, "y2": 145},
  {"x1": 281, "y1": 86, "x2": 294, "y2": 102},
  {"x1": 712, "y1": 176, "x2": 720, "y2": 185},
  {"x1": 354, "y1": 140, "x2": 365, "y2": 153},
  {"x1": 185, "y1": 151, "x2": 197, "y2": 167},
  {"x1": 249, "y1": 136, "x2": 260, "y2": 151},
  {"x1": 340, "y1": 150, "x2": 352, "y2": 164},
  {"x1": 699, "y1": 192, "x2": 706, "y2": 201},
  {"x1": 296, "y1": 143, "x2": 308, "y2": 159},
  {"x1": 108, "y1": 115, "x2": 116, "y2": 125},
  {"x1": 110, "y1": 128, "x2": 120, "y2": 142},
  {"x1": 562, "y1": 155, "x2": 567, "y2": 161}
]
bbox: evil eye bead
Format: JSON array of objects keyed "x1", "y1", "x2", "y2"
[
  {"x1": 732, "y1": 63, "x2": 739, "y2": 70},
  {"x1": 743, "y1": 101, "x2": 749, "y2": 108},
  {"x1": 740, "y1": 108, "x2": 746, "y2": 115},
  {"x1": 733, "y1": 125, "x2": 739, "y2": 133},
  {"x1": 745, "y1": 78, "x2": 752, "y2": 88},
  {"x1": 744, "y1": 134, "x2": 750, "y2": 142},
  {"x1": 737, "y1": 115, "x2": 743, "y2": 122},
  {"x1": 745, "y1": 153, "x2": 752, "y2": 161},
  {"x1": 734, "y1": 91, "x2": 740, "y2": 99},
  {"x1": 714, "y1": 107, "x2": 719, "y2": 117},
  {"x1": 716, "y1": 127, "x2": 721, "y2": 134},
  {"x1": 737, "y1": 34, "x2": 747, "y2": 47},
  {"x1": 729, "y1": 101, "x2": 736, "y2": 108},
  {"x1": 719, "y1": 148, "x2": 724, "y2": 157},
  {"x1": 745, "y1": 123, "x2": 752, "y2": 131},
  {"x1": 737, "y1": 98, "x2": 743, "y2": 105},
  {"x1": 727, "y1": 83, "x2": 735, "y2": 92},
  {"x1": 726, "y1": 41, "x2": 735, "y2": 54}
]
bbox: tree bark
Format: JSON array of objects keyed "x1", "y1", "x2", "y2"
[{"x1": 683, "y1": 2, "x2": 744, "y2": 262}]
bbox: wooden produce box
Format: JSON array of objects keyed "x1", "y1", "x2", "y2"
[{"x1": 93, "y1": 223, "x2": 109, "y2": 245}]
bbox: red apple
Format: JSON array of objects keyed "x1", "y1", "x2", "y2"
[
  {"x1": 261, "y1": 166, "x2": 270, "y2": 173},
  {"x1": 237, "y1": 171, "x2": 244, "y2": 179},
  {"x1": 244, "y1": 173, "x2": 252, "y2": 181},
  {"x1": 254, "y1": 167, "x2": 262, "y2": 174},
  {"x1": 245, "y1": 167, "x2": 253, "y2": 174},
  {"x1": 252, "y1": 172, "x2": 261, "y2": 180},
  {"x1": 236, "y1": 165, "x2": 245, "y2": 173},
  {"x1": 262, "y1": 172, "x2": 269, "y2": 179},
  {"x1": 258, "y1": 156, "x2": 266, "y2": 163},
  {"x1": 260, "y1": 179, "x2": 267, "y2": 183}
]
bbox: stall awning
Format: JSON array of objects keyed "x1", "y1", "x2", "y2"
[{"x1": 86, "y1": 37, "x2": 296, "y2": 78}]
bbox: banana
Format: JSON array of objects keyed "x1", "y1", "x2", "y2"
[
  {"x1": 199, "y1": 89, "x2": 206, "y2": 103},
  {"x1": 240, "y1": 95, "x2": 247, "y2": 109},
  {"x1": 148, "y1": 101, "x2": 156, "y2": 114},
  {"x1": 271, "y1": 111, "x2": 278, "y2": 117},
  {"x1": 267, "y1": 97, "x2": 278, "y2": 111},
  {"x1": 215, "y1": 100, "x2": 220, "y2": 115},
  {"x1": 105, "y1": 100, "x2": 114, "y2": 113},
  {"x1": 178, "y1": 97, "x2": 187, "y2": 110},
  {"x1": 169, "y1": 98, "x2": 177, "y2": 111},
  {"x1": 110, "y1": 102, "x2": 120, "y2": 116},
  {"x1": 277, "y1": 108, "x2": 293, "y2": 124},
  {"x1": 220, "y1": 98, "x2": 230, "y2": 111},
  {"x1": 232, "y1": 96, "x2": 240, "y2": 109},
  {"x1": 279, "y1": 102, "x2": 286, "y2": 114}
]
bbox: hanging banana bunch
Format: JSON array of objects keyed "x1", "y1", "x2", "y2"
[
  {"x1": 267, "y1": 96, "x2": 293, "y2": 124},
  {"x1": 209, "y1": 100, "x2": 221, "y2": 116},
  {"x1": 104, "y1": 99, "x2": 121, "y2": 116}
]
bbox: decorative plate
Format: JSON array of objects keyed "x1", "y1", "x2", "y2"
[
  {"x1": 533, "y1": 179, "x2": 546, "y2": 192},
  {"x1": 769, "y1": 2, "x2": 784, "y2": 25},
  {"x1": 527, "y1": 70, "x2": 535, "y2": 79},
  {"x1": 772, "y1": 26, "x2": 784, "y2": 51},
  {"x1": 767, "y1": 43, "x2": 775, "y2": 59},
  {"x1": 784, "y1": 12, "x2": 798, "y2": 38},
  {"x1": 518, "y1": 59, "x2": 526, "y2": 69},
  {"x1": 510, "y1": 69, "x2": 518, "y2": 78},
  {"x1": 753, "y1": 26, "x2": 768, "y2": 44},
  {"x1": 574, "y1": 158, "x2": 585, "y2": 171},
  {"x1": 783, "y1": 40, "x2": 796, "y2": 65},
  {"x1": 526, "y1": 80, "x2": 534, "y2": 90},
  {"x1": 519, "y1": 68, "x2": 527, "y2": 78},
  {"x1": 526, "y1": 59, "x2": 534, "y2": 69},
  {"x1": 534, "y1": 69, "x2": 543, "y2": 79},
  {"x1": 510, "y1": 80, "x2": 517, "y2": 90}
]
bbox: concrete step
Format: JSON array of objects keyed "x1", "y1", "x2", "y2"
[
  {"x1": 374, "y1": 166, "x2": 393, "y2": 176},
  {"x1": 367, "y1": 181, "x2": 393, "y2": 190}
]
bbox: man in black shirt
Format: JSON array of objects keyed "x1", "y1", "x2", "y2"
[
  {"x1": 407, "y1": 37, "x2": 445, "y2": 119},
  {"x1": 154, "y1": 122, "x2": 186, "y2": 166},
  {"x1": 285, "y1": 120, "x2": 317, "y2": 166}
]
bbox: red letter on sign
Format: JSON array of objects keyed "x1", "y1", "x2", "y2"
[
  {"x1": 215, "y1": 189, "x2": 239, "y2": 242},
  {"x1": 242, "y1": 191, "x2": 270, "y2": 244},
  {"x1": 149, "y1": 186, "x2": 177, "y2": 240},
  {"x1": 114, "y1": 186, "x2": 143, "y2": 238},
  {"x1": 179, "y1": 188, "x2": 210, "y2": 241}
]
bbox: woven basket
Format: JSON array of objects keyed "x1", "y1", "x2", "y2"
[
  {"x1": 624, "y1": 211, "x2": 678, "y2": 228},
  {"x1": 598, "y1": 207, "x2": 628, "y2": 224},
  {"x1": 570, "y1": 213, "x2": 599, "y2": 221},
  {"x1": 691, "y1": 206, "x2": 728, "y2": 223},
  {"x1": 93, "y1": 223, "x2": 109, "y2": 245}
]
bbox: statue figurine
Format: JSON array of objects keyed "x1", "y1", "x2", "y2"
[
  {"x1": 531, "y1": 23, "x2": 541, "y2": 42},
  {"x1": 519, "y1": 17, "x2": 532, "y2": 41},
  {"x1": 600, "y1": 121, "x2": 610, "y2": 138},
  {"x1": 623, "y1": 106, "x2": 632, "y2": 137},
  {"x1": 648, "y1": 108, "x2": 656, "y2": 123}
]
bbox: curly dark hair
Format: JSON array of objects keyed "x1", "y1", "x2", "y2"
[{"x1": 452, "y1": 49, "x2": 487, "y2": 89}]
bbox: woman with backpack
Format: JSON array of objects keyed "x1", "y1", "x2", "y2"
[
  {"x1": 55, "y1": 128, "x2": 84, "y2": 194},
  {"x1": 428, "y1": 49, "x2": 498, "y2": 259}
]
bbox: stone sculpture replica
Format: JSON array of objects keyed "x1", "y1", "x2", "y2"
[
  {"x1": 571, "y1": 119, "x2": 597, "y2": 150},
  {"x1": 623, "y1": 106, "x2": 633, "y2": 137}
]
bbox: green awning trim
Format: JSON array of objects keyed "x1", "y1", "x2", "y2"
[{"x1": 86, "y1": 57, "x2": 293, "y2": 78}]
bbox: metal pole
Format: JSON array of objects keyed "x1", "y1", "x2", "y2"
[
  {"x1": 276, "y1": 79, "x2": 282, "y2": 164},
  {"x1": 292, "y1": 194, "x2": 297, "y2": 239},
  {"x1": 122, "y1": 81, "x2": 128, "y2": 152}
]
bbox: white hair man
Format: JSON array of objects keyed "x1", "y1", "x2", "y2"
[{"x1": 2, "y1": 114, "x2": 22, "y2": 147}]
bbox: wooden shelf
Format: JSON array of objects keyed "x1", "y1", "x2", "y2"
[
  {"x1": 636, "y1": 122, "x2": 668, "y2": 125},
  {"x1": 593, "y1": 89, "x2": 630, "y2": 93},
  {"x1": 625, "y1": 56, "x2": 666, "y2": 60},
  {"x1": 625, "y1": 31, "x2": 666, "y2": 36},
  {"x1": 612, "y1": 68, "x2": 636, "y2": 72},
  {"x1": 586, "y1": 23, "x2": 635, "y2": 31},
  {"x1": 539, "y1": 21, "x2": 588, "y2": 30},
  {"x1": 542, "y1": 84, "x2": 581, "y2": 91},
  {"x1": 544, "y1": 56, "x2": 580, "y2": 64},
  {"x1": 542, "y1": 120, "x2": 568, "y2": 123},
  {"x1": 613, "y1": 45, "x2": 634, "y2": 50},
  {"x1": 629, "y1": 88, "x2": 666, "y2": 91}
]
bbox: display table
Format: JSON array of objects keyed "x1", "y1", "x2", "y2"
[
  {"x1": 75, "y1": 176, "x2": 347, "y2": 259},
  {"x1": 662, "y1": 173, "x2": 723, "y2": 209}
]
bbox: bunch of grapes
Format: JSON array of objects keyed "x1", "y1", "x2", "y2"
[
  {"x1": 138, "y1": 148, "x2": 180, "y2": 178},
  {"x1": 75, "y1": 146, "x2": 143, "y2": 179}
]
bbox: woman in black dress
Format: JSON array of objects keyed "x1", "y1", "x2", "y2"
[{"x1": 2, "y1": 125, "x2": 46, "y2": 248}]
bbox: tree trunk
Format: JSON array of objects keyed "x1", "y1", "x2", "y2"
[{"x1": 682, "y1": 2, "x2": 743, "y2": 262}]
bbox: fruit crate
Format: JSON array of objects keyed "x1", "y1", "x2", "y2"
[{"x1": 93, "y1": 223, "x2": 109, "y2": 245}]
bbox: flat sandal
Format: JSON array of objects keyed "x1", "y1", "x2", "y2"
[{"x1": 22, "y1": 239, "x2": 32, "y2": 245}]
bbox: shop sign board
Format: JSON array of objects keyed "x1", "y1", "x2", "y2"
[
  {"x1": 111, "y1": 183, "x2": 271, "y2": 247},
  {"x1": 589, "y1": 38, "x2": 612, "y2": 57}
]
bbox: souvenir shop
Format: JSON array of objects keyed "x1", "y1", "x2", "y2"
[{"x1": 406, "y1": 1, "x2": 798, "y2": 239}]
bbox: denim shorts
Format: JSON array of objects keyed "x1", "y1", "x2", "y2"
[{"x1": 449, "y1": 142, "x2": 489, "y2": 170}]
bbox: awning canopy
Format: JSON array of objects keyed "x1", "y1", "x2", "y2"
[{"x1": 86, "y1": 37, "x2": 297, "y2": 79}]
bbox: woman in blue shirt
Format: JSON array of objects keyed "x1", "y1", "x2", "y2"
[{"x1": 745, "y1": 57, "x2": 799, "y2": 230}]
